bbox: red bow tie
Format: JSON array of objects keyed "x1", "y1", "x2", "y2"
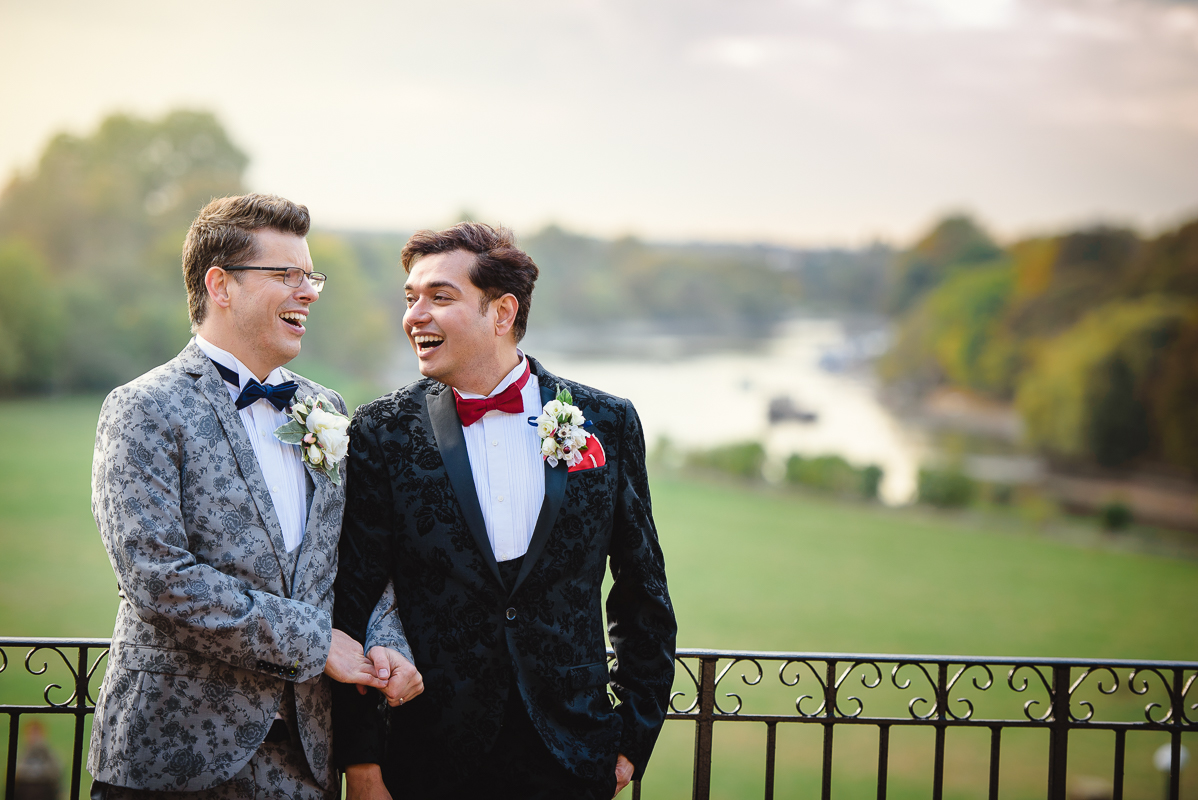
[{"x1": 454, "y1": 361, "x2": 531, "y2": 426}]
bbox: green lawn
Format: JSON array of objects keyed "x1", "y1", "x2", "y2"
[{"x1": 1, "y1": 397, "x2": 1195, "y2": 797}]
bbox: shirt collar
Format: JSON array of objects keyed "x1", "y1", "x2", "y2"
[{"x1": 194, "y1": 335, "x2": 287, "y2": 397}]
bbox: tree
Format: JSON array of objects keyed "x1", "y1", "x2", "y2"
[
  {"x1": 0, "y1": 110, "x2": 247, "y2": 391},
  {"x1": 886, "y1": 215, "x2": 1003, "y2": 314},
  {"x1": 0, "y1": 240, "x2": 64, "y2": 393},
  {"x1": 1005, "y1": 226, "x2": 1140, "y2": 339},
  {"x1": 1149, "y1": 310, "x2": 1198, "y2": 474},
  {"x1": 0, "y1": 110, "x2": 246, "y2": 275},
  {"x1": 1124, "y1": 218, "x2": 1198, "y2": 298},
  {"x1": 1016, "y1": 297, "x2": 1192, "y2": 468},
  {"x1": 287, "y1": 234, "x2": 395, "y2": 386},
  {"x1": 880, "y1": 261, "x2": 1018, "y2": 397}
]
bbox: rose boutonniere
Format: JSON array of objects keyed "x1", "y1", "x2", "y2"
[
  {"x1": 273, "y1": 394, "x2": 350, "y2": 484},
  {"x1": 528, "y1": 386, "x2": 595, "y2": 469}
]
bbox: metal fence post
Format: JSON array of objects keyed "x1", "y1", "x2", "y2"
[
  {"x1": 70, "y1": 645, "x2": 89, "y2": 800},
  {"x1": 1168, "y1": 669, "x2": 1182, "y2": 800},
  {"x1": 692, "y1": 656, "x2": 717, "y2": 800},
  {"x1": 1047, "y1": 664, "x2": 1071, "y2": 800}
]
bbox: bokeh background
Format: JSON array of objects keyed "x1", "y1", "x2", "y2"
[{"x1": 2, "y1": 0, "x2": 1197, "y2": 796}]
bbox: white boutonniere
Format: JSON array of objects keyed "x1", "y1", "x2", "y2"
[
  {"x1": 273, "y1": 394, "x2": 350, "y2": 484},
  {"x1": 528, "y1": 386, "x2": 594, "y2": 469}
]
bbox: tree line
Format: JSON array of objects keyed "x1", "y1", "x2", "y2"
[
  {"x1": 879, "y1": 214, "x2": 1198, "y2": 476},
  {"x1": 0, "y1": 110, "x2": 805, "y2": 398},
  {"x1": 8, "y1": 109, "x2": 1187, "y2": 479}
]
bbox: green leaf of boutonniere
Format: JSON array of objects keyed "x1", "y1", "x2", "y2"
[{"x1": 273, "y1": 420, "x2": 308, "y2": 445}]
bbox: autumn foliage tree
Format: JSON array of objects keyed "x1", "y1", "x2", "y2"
[{"x1": 882, "y1": 213, "x2": 1198, "y2": 475}]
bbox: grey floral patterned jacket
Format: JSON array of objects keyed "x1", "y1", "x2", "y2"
[{"x1": 88, "y1": 342, "x2": 351, "y2": 792}]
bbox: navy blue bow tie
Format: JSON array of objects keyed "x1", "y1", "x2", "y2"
[{"x1": 210, "y1": 359, "x2": 298, "y2": 412}]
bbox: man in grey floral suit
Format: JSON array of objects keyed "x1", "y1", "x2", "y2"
[{"x1": 88, "y1": 194, "x2": 422, "y2": 800}]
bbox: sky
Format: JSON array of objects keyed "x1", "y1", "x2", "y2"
[{"x1": 2, "y1": 0, "x2": 1198, "y2": 246}]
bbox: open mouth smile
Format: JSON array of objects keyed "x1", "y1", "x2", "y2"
[
  {"x1": 413, "y1": 334, "x2": 444, "y2": 352},
  {"x1": 280, "y1": 311, "x2": 306, "y2": 331}
]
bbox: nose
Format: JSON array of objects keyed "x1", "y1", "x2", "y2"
[
  {"x1": 404, "y1": 297, "x2": 432, "y2": 327},
  {"x1": 295, "y1": 275, "x2": 319, "y2": 302}
]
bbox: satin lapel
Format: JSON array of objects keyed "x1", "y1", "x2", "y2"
[
  {"x1": 182, "y1": 344, "x2": 296, "y2": 595},
  {"x1": 511, "y1": 376, "x2": 568, "y2": 595},
  {"x1": 427, "y1": 385, "x2": 503, "y2": 588}
]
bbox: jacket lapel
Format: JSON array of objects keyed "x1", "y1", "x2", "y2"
[
  {"x1": 181, "y1": 342, "x2": 297, "y2": 596},
  {"x1": 512, "y1": 362, "x2": 568, "y2": 595},
  {"x1": 291, "y1": 461, "x2": 330, "y2": 596},
  {"x1": 427, "y1": 385, "x2": 504, "y2": 588},
  {"x1": 284, "y1": 372, "x2": 337, "y2": 597}
]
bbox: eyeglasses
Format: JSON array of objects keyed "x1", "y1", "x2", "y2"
[{"x1": 221, "y1": 266, "x2": 327, "y2": 293}]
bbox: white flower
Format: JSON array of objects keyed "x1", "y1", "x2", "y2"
[
  {"x1": 308, "y1": 444, "x2": 324, "y2": 464},
  {"x1": 316, "y1": 426, "x2": 349, "y2": 463},
  {"x1": 536, "y1": 416, "x2": 557, "y2": 438},
  {"x1": 569, "y1": 406, "x2": 584, "y2": 425},
  {"x1": 306, "y1": 406, "x2": 349, "y2": 437},
  {"x1": 541, "y1": 437, "x2": 558, "y2": 456},
  {"x1": 571, "y1": 428, "x2": 589, "y2": 448},
  {"x1": 544, "y1": 400, "x2": 564, "y2": 418}
]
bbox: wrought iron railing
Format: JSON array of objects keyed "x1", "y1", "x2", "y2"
[{"x1": 2, "y1": 639, "x2": 1195, "y2": 799}]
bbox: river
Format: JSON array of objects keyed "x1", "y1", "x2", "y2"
[{"x1": 527, "y1": 318, "x2": 927, "y2": 504}]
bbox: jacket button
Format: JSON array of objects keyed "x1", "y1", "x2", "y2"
[{"x1": 506, "y1": 608, "x2": 516, "y2": 621}]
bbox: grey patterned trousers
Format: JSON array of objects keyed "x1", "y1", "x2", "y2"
[{"x1": 90, "y1": 737, "x2": 335, "y2": 800}]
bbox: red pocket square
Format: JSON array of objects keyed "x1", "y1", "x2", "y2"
[{"x1": 568, "y1": 435, "x2": 606, "y2": 472}]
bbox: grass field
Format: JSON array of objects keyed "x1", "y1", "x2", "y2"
[{"x1": 1, "y1": 396, "x2": 1196, "y2": 797}]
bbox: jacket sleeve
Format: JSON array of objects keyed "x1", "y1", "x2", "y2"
[
  {"x1": 91, "y1": 383, "x2": 332, "y2": 682},
  {"x1": 332, "y1": 406, "x2": 398, "y2": 767},
  {"x1": 364, "y1": 580, "x2": 413, "y2": 664},
  {"x1": 606, "y1": 400, "x2": 678, "y2": 779}
]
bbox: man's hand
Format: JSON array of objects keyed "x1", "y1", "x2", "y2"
[
  {"x1": 614, "y1": 754, "x2": 634, "y2": 796},
  {"x1": 324, "y1": 629, "x2": 388, "y2": 689},
  {"x1": 344, "y1": 764, "x2": 392, "y2": 800},
  {"x1": 361, "y1": 646, "x2": 424, "y2": 706}
]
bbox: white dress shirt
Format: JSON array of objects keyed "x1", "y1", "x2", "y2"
[
  {"x1": 194, "y1": 335, "x2": 308, "y2": 553},
  {"x1": 457, "y1": 354, "x2": 546, "y2": 562}
]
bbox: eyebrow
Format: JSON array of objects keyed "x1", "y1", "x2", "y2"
[{"x1": 404, "y1": 279, "x2": 461, "y2": 293}]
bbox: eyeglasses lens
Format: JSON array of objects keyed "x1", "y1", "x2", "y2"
[{"x1": 284, "y1": 268, "x2": 326, "y2": 293}]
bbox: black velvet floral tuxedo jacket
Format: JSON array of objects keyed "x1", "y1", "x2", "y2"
[{"x1": 333, "y1": 356, "x2": 677, "y2": 788}]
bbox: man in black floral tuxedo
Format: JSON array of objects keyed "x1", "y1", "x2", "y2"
[{"x1": 334, "y1": 223, "x2": 677, "y2": 799}]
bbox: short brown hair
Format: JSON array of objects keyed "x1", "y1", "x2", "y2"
[
  {"x1": 401, "y1": 222, "x2": 539, "y2": 342},
  {"x1": 182, "y1": 194, "x2": 311, "y2": 329}
]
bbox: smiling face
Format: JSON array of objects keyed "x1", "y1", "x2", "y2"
[
  {"x1": 403, "y1": 248, "x2": 519, "y2": 395},
  {"x1": 198, "y1": 228, "x2": 318, "y2": 380}
]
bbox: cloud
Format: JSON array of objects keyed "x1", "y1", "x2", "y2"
[
  {"x1": 848, "y1": 0, "x2": 1017, "y2": 30},
  {"x1": 2, "y1": 0, "x2": 1198, "y2": 244}
]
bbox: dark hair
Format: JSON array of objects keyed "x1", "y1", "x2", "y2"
[
  {"x1": 401, "y1": 222, "x2": 539, "y2": 342},
  {"x1": 182, "y1": 193, "x2": 311, "y2": 329}
]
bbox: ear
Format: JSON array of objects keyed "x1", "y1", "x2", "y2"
[
  {"x1": 204, "y1": 266, "x2": 233, "y2": 310},
  {"x1": 493, "y1": 294, "x2": 518, "y2": 338}
]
